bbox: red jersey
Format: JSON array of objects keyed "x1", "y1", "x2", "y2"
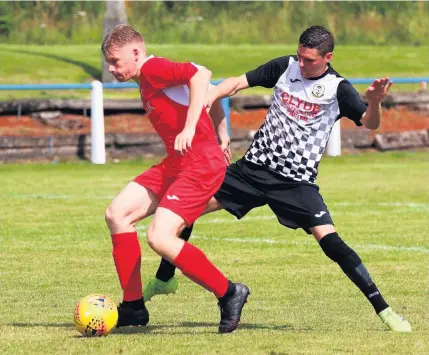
[{"x1": 139, "y1": 56, "x2": 218, "y2": 156}]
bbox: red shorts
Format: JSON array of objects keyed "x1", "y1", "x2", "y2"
[{"x1": 134, "y1": 143, "x2": 226, "y2": 225}]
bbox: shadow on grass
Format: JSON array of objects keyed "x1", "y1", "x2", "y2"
[
  {"x1": 113, "y1": 321, "x2": 293, "y2": 335},
  {"x1": 9, "y1": 321, "x2": 295, "y2": 336},
  {"x1": 8, "y1": 49, "x2": 101, "y2": 80}
]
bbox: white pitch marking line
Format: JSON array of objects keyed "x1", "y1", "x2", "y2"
[
  {"x1": 11, "y1": 194, "x2": 116, "y2": 200},
  {"x1": 199, "y1": 216, "x2": 277, "y2": 224},
  {"x1": 134, "y1": 226, "x2": 429, "y2": 254},
  {"x1": 191, "y1": 235, "x2": 429, "y2": 254},
  {"x1": 11, "y1": 195, "x2": 429, "y2": 210}
]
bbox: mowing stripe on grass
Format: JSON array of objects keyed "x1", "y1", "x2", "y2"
[
  {"x1": 10, "y1": 194, "x2": 115, "y2": 200},
  {"x1": 191, "y1": 235, "x2": 429, "y2": 254},
  {"x1": 9, "y1": 194, "x2": 429, "y2": 209},
  {"x1": 134, "y1": 225, "x2": 429, "y2": 254}
]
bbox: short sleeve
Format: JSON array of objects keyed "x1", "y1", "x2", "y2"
[
  {"x1": 337, "y1": 80, "x2": 367, "y2": 126},
  {"x1": 245, "y1": 56, "x2": 292, "y2": 88},
  {"x1": 141, "y1": 57, "x2": 198, "y2": 89}
]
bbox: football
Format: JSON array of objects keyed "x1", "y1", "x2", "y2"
[{"x1": 73, "y1": 294, "x2": 118, "y2": 337}]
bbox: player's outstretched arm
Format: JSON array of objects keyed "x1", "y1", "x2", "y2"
[
  {"x1": 360, "y1": 77, "x2": 392, "y2": 130},
  {"x1": 174, "y1": 67, "x2": 212, "y2": 154},
  {"x1": 207, "y1": 74, "x2": 250, "y2": 109},
  {"x1": 208, "y1": 83, "x2": 231, "y2": 164}
]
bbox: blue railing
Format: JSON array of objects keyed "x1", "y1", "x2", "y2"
[
  {"x1": 0, "y1": 83, "x2": 94, "y2": 90},
  {"x1": 347, "y1": 77, "x2": 429, "y2": 85},
  {"x1": 0, "y1": 79, "x2": 229, "y2": 91},
  {"x1": 0, "y1": 80, "x2": 232, "y2": 133},
  {"x1": 0, "y1": 78, "x2": 428, "y2": 134},
  {"x1": 0, "y1": 78, "x2": 428, "y2": 91}
]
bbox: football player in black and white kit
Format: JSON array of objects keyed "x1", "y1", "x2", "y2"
[{"x1": 144, "y1": 26, "x2": 411, "y2": 332}]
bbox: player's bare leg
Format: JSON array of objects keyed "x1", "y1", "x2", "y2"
[
  {"x1": 144, "y1": 197, "x2": 225, "y2": 301},
  {"x1": 147, "y1": 207, "x2": 249, "y2": 333},
  {"x1": 105, "y1": 182, "x2": 158, "y2": 327},
  {"x1": 106, "y1": 182, "x2": 158, "y2": 233},
  {"x1": 203, "y1": 196, "x2": 225, "y2": 215},
  {"x1": 312, "y1": 224, "x2": 411, "y2": 332}
]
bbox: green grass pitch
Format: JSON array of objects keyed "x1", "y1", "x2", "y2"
[{"x1": 0, "y1": 151, "x2": 428, "y2": 354}]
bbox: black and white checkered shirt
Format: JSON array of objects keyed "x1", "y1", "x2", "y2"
[{"x1": 245, "y1": 56, "x2": 367, "y2": 183}]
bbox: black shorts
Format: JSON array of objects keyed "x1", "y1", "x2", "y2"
[{"x1": 214, "y1": 159, "x2": 333, "y2": 234}]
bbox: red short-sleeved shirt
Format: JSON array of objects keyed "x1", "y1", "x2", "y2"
[{"x1": 139, "y1": 56, "x2": 218, "y2": 156}]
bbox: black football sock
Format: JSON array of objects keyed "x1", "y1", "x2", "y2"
[
  {"x1": 319, "y1": 232, "x2": 389, "y2": 314},
  {"x1": 342, "y1": 263, "x2": 389, "y2": 314},
  {"x1": 155, "y1": 224, "x2": 194, "y2": 282}
]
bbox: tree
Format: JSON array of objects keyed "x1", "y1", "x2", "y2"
[{"x1": 102, "y1": 0, "x2": 128, "y2": 83}]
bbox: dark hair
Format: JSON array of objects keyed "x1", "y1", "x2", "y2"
[
  {"x1": 101, "y1": 24, "x2": 144, "y2": 57},
  {"x1": 299, "y1": 26, "x2": 334, "y2": 55}
]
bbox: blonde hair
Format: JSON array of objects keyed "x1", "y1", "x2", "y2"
[{"x1": 101, "y1": 24, "x2": 144, "y2": 57}]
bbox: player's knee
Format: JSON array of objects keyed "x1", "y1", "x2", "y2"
[
  {"x1": 147, "y1": 224, "x2": 178, "y2": 255},
  {"x1": 105, "y1": 206, "x2": 115, "y2": 228},
  {"x1": 105, "y1": 204, "x2": 127, "y2": 230},
  {"x1": 319, "y1": 232, "x2": 361, "y2": 268},
  {"x1": 146, "y1": 225, "x2": 163, "y2": 253}
]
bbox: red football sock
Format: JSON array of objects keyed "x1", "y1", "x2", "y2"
[
  {"x1": 174, "y1": 242, "x2": 228, "y2": 298},
  {"x1": 111, "y1": 232, "x2": 143, "y2": 301}
]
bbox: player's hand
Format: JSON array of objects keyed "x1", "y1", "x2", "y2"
[
  {"x1": 205, "y1": 96, "x2": 215, "y2": 113},
  {"x1": 219, "y1": 133, "x2": 232, "y2": 165},
  {"x1": 366, "y1": 77, "x2": 392, "y2": 103},
  {"x1": 174, "y1": 127, "x2": 195, "y2": 155}
]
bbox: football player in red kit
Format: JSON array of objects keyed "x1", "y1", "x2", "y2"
[{"x1": 101, "y1": 24, "x2": 249, "y2": 333}]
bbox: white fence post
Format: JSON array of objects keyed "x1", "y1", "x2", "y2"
[
  {"x1": 326, "y1": 120, "x2": 341, "y2": 156},
  {"x1": 90, "y1": 80, "x2": 106, "y2": 164}
]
